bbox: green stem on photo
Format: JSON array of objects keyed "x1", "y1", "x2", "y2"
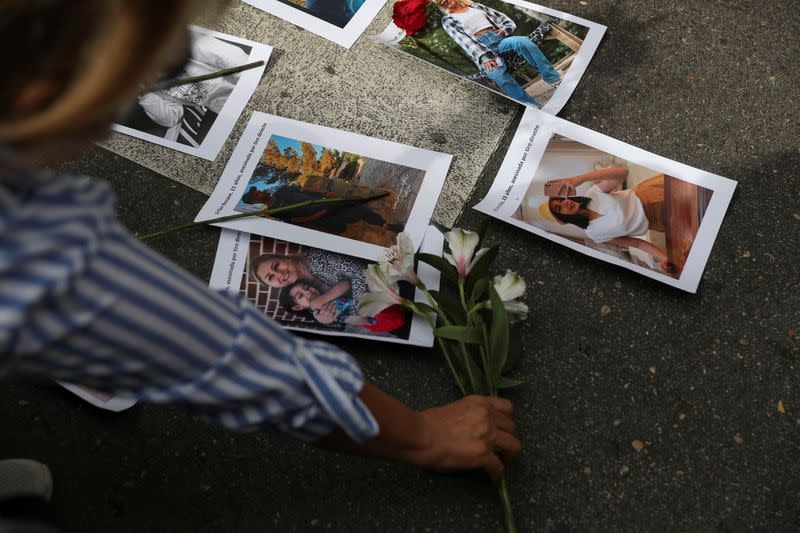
[
  {"x1": 499, "y1": 479, "x2": 518, "y2": 533},
  {"x1": 138, "y1": 192, "x2": 389, "y2": 241},
  {"x1": 146, "y1": 60, "x2": 266, "y2": 92}
]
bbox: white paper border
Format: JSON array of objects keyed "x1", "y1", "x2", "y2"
[
  {"x1": 210, "y1": 226, "x2": 443, "y2": 347},
  {"x1": 197, "y1": 112, "x2": 452, "y2": 261},
  {"x1": 372, "y1": 0, "x2": 606, "y2": 115},
  {"x1": 111, "y1": 26, "x2": 272, "y2": 161},
  {"x1": 474, "y1": 108, "x2": 737, "y2": 293},
  {"x1": 242, "y1": 0, "x2": 387, "y2": 48},
  {"x1": 58, "y1": 382, "x2": 137, "y2": 412}
]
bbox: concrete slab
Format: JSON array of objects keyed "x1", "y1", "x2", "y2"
[{"x1": 102, "y1": 1, "x2": 521, "y2": 226}]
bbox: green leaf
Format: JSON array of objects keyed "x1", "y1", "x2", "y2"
[
  {"x1": 434, "y1": 325, "x2": 482, "y2": 344},
  {"x1": 416, "y1": 253, "x2": 458, "y2": 285},
  {"x1": 503, "y1": 329, "x2": 523, "y2": 374},
  {"x1": 475, "y1": 217, "x2": 490, "y2": 247},
  {"x1": 429, "y1": 290, "x2": 466, "y2": 323},
  {"x1": 495, "y1": 376, "x2": 524, "y2": 389},
  {"x1": 470, "y1": 278, "x2": 489, "y2": 305},
  {"x1": 464, "y1": 245, "x2": 498, "y2": 295},
  {"x1": 412, "y1": 301, "x2": 439, "y2": 317},
  {"x1": 488, "y1": 285, "x2": 510, "y2": 380}
]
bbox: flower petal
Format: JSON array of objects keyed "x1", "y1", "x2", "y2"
[
  {"x1": 381, "y1": 232, "x2": 419, "y2": 284},
  {"x1": 493, "y1": 270, "x2": 526, "y2": 302},
  {"x1": 503, "y1": 300, "x2": 529, "y2": 323},
  {"x1": 444, "y1": 228, "x2": 479, "y2": 277},
  {"x1": 359, "y1": 291, "x2": 403, "y2": 317}
]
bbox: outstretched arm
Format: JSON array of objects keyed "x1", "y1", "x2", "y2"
[
  {"x1": 4, "y1": 176, "x2": 521, "y2": 484},
  {"x1": 317, "y1": 384, "x2": 521, "y2": 486},
  {"x1": 547, "y1": 166, "x2": 629, "y2": 194},
  {"x1": 608, "y1": 236, "x2": 675, "y2": 273},
  {"x1": 310, "y1": 280, "x2": 352, "y2": 309}
]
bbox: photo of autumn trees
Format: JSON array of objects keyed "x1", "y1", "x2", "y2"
[{"x1": 234, "y1": 135, "x2": 427, "y2": 246}]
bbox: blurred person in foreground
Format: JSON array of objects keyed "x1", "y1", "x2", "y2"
[{"x1": 0, "y1": 0, "x2": 520, "y2": 528}]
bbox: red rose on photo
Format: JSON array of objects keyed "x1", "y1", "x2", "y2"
[
  {"x1": 363, "y1": 305, "x2": 407, "y2": 333},
  {"x1": 392, "y1": 0, "x2": 430, "y2": 36}
]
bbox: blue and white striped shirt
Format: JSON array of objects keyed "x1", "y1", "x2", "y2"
[{"x1": 0, "y1": 172, "x2": 378, "y2": 443}]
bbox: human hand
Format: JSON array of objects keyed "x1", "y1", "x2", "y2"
[
  {"x1": 658, "y1": 259, "x2": 677, "y2": 274},
  {"x1": 482, "y1": 59, "x2": 500, "y2": 72},
  {"x1": 544, "y1": 179, "x2": 577, "y2": 197},
  {"x1": 312, "y1": 302, "x2": 337, "y2": 324},
  {"x1": 409, "y1": 395, "x2": 520, "y2": 486},
  {"x1": 495, "y1": 29, "x2": 506, "y2": 37}
]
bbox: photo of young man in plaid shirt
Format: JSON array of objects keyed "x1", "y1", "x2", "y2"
[{"x1": 436, "y1": 0, "x2": 561, "y2": 108}]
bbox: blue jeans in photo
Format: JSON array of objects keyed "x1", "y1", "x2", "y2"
[{"x1": 477, "y1": 32, "x2": 561, "y2": 108}]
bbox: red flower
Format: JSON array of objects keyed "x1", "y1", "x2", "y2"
[
  {"x1": 362, "y1": 305, "x2": 407, "y2": 333},
  {"x1": 392, "y1": 0, "x2": 430, "y2": 36}
]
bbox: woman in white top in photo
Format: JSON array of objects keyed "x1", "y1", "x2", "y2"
[
  {"x1": 436, "y1": 0, "x2": 561, "y2": 108},
  {"x1": 540, "y1": 167, "x2": 675, "y2": 274}
]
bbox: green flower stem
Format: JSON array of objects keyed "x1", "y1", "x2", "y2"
[
  {"x1": 458, "y1": 280, "x2": 468, "y2": 310},
  {"x1": 138, "y1": 192, "x2": 389, "y2": 241},
  {"x1": 147, "y1": 60, "x2": 266, "y2": 92},
  {"x1": 436, "y1": 338, "x2": 467, "y2": 396},
  {"x1": 419, "y1": 286, "x2": 452, "y2": 326},
  {"x1": 458, "y1": 341, "x2": 481, "y2": 394},
  {"x1": 499, "y1": 479, "x2": 518, "y2": 533},
  {"x1": 466, "y1": 302, "x2": 486, "y2": 319},
  {"x1": 479, "y1": 322, "x2": 496, "y2": 396},
  {"x1": 407, "y1": 303, "x2": 466, "y2": 395}
]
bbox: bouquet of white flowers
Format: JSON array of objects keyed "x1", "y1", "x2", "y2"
[{"x1": 360, "y1": 222, "x2": 527, "y2": 533}]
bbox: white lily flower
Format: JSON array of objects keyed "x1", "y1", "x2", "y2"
[
  {"x1": 381, "y1": 232, "x2": 420, "y2": 286},
  {"x1": 492, "y1": 270, "x2": 526, "y2": 302},
  {"x1": 502, "y1": 300, "x2": 529, "y2": 323},
  {"x1": 360, "y1": 264, "x2": 406, "y2": 316},
  {"x1": 485, "y1": 270, "x2": 528, "y2": 323},
  {"x1": 443, "y1": 228, "x2": 487, "y2": 278}
]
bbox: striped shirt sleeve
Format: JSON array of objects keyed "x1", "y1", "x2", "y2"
[{"x1": 0, "y1": 174, "x2": 379, "y2": 443}]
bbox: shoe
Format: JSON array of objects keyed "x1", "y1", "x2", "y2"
[
  {"x1": 545, "y1": 76, "x2": 561, "y2": 89},
  {"x1": 0, "y1": 459, "x2": 53, "y2": 501}
]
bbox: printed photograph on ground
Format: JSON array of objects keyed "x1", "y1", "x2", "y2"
[
  {"x1": 58, "y1": 383, "x2": 137, "y2": 412},
  {"x1": 273, "y1": 0, "x2": 368, "y2": 28},
  {"x1": 209, "y1": 228, "x2": 444, "y2": 345},
  {"x1": 242, "y1": 234, "x2": 415, "y2": 339},
  {"x1": 511, "y1": 134, "x2": 714, "y2": 279},
  {"x1": 242, "y1": 0, "x2": 387, "y2": 48},
  {"x1": 474, "y1": 108, "x2": 737, "y2": 292},
  {"x1": 374, "y1": 0, "x2": 605, "y2": 113},
  {"x1": 198, "y1": 113, "x2": 451, "y2": 261},
  {"x1": 234, "y1": 134, "x2": 427, "y2": 248},
  {"x1": 112, "y1": 26, "x2": 271, "y2": 160}
]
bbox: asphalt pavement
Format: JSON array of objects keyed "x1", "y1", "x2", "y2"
[{"x1": 2, "y1": 0, "x2": 799, "y2": 531}]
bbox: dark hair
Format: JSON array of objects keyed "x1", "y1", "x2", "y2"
[
  {"x1": 549, "y1": 196, "x2": 592, "y2": 229},
  {"x1": 278, "y1": 279, "x2": 324, "y2": 319}
]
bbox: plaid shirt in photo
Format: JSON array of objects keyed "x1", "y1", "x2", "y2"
[{"x1": 441, "y1": 3, "x2": 517, "y2": 69}]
